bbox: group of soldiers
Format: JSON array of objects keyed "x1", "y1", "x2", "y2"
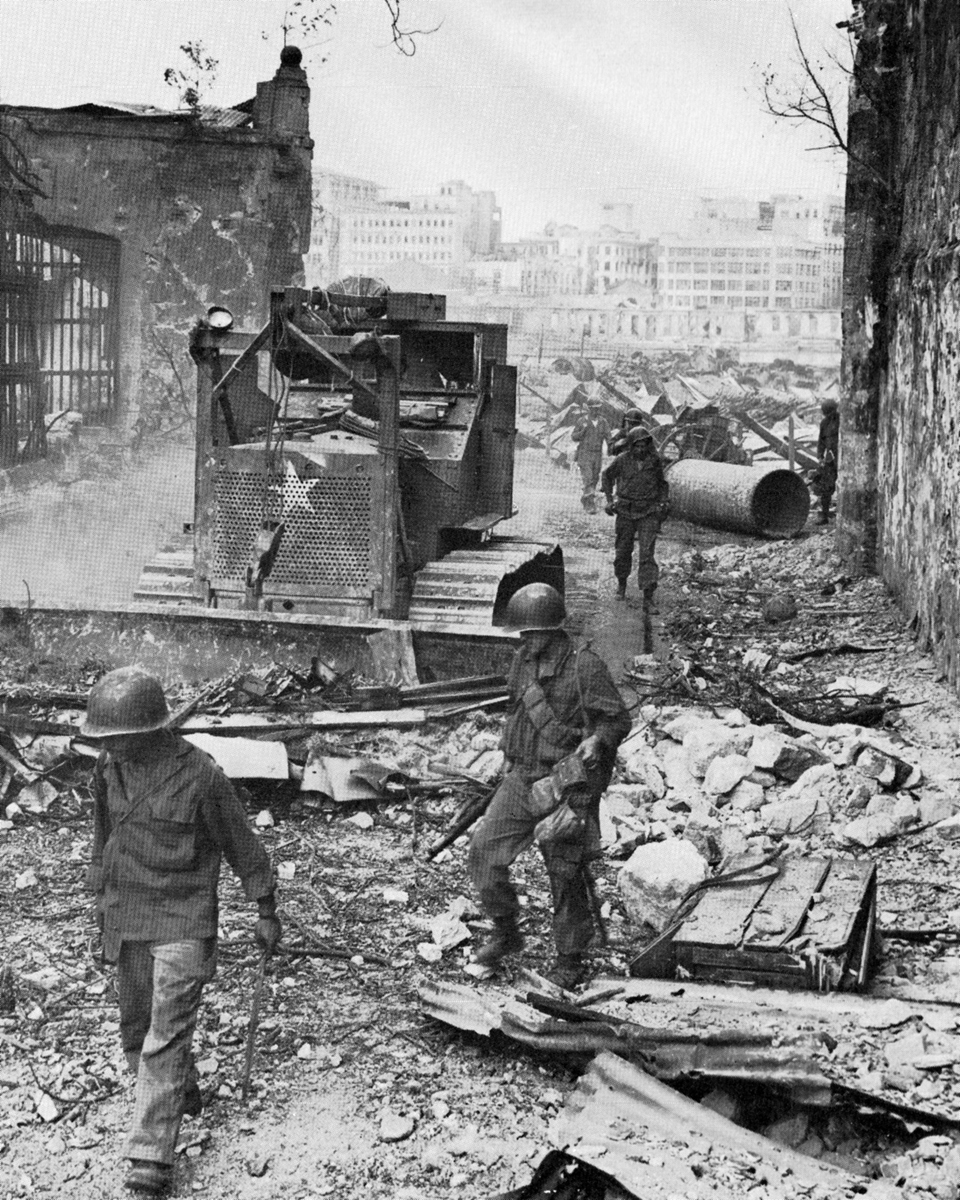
[
  {"x1": 81, "y1": 387, "x2": 842, "y2": 1193},
  {"x1": 81, "y1": 581, "x2": 631, "y2": 1193}
]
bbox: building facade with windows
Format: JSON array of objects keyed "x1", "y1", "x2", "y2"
[
  {"x1": 325, "y1": 179, "x2": 501, "y2": 288},
  {"x1": 655, "y1": 236, "x2": 824, "y2": 311}
]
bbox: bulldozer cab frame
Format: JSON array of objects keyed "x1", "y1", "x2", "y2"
[{"x1": 183, "y1": 286, "x2": 562, "y2": 626}]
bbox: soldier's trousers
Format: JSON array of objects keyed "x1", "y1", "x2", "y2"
[
  {"x1": 118, "y1": 938, "x2": 217, "y2": 1165},
  {"x1": 468, "y1": 769, "x2": 596, "y2": 956},
  {"x1": 614, "y1": 513, "x2": 661, "y2": 591},
  {"x1": 577, "y1": 455, "x2": 602, "y2": 504}
]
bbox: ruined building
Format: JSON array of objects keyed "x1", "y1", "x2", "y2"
[
  {"x1": 841, "y1": 1, "x2": 960, "y2": 688},
  {"x1": 0, "y1": 47, "x2": 312, "y2": 465}
]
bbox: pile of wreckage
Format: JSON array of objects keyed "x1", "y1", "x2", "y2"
[
  {"x1": 5, "y1": 584, "x2": 960, "y2": 1196},
  {"x1": 518, "y1": 348, "x2": 837, "y2": 483}
]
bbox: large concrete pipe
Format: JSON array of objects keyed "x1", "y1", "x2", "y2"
[{"x1": 666, "y1": 460, "x2": 810, "y2": 537}]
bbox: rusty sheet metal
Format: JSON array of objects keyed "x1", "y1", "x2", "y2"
[
  {"x1": 550, "y1": 1051, "x2": 862, "y2": 1198},
  {"x1": 589, "y1": 977, "x2": 960, "y2": 1129},
  {"x1": 418, "y1": 979, "x2": 510, "y2": 1037},
  {"x1": 420, "y1": 981, "x2": 830, "y2": 1101},
  {"x1": 666, "y1": 460, "x2": 810, "y2": 537}
]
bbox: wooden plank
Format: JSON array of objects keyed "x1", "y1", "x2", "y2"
[
  {"x1": 687, "y1": 965, "x2": 812, "y2": 990},
  {"x1": 366, "y1": 627, "x2": 419, "y2": 688},
  {"x1": 745, "y1": 857, "x2": 832, "y2": 950},
  {"x1": 684, "y1": 945, "x2": 806, "y2": 973},
  {"x1": 673, "y1": 864, "x2": 776, "y2": 948},
  {"x1": 806, "y1": 861, "x2": 876, "y2": 952},
  {"x1": 177, "y1": 708, "x2": 427, "y2": 734}
]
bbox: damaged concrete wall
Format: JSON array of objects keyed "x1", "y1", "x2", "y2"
[
  {"x1": 0, "y1": 49, "x2": 312, "y2": 439},
  {"x1": 841, "y1": 1, "x2": 960, "y2": 687}
]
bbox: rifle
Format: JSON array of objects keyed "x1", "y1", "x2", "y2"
[{"x1": 425, "y1": 785, "x2": 495, "y2": 860}]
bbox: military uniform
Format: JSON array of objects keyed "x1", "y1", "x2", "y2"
[
  {"x1": 468, "y1": 630, "x2": 630, "y2": 956},
  {"x1": 88, "y1": 732, "x2": 275, "y2": 1169},
  {"x1": 817, "y1": 406, "x2": 840, "y2": 522},
  {"x1": 571, "y1": 413, "x2": 613, "y2": 509},
  {"x1": 601, "y1": 445, "x2": 669, "y2": 593}
]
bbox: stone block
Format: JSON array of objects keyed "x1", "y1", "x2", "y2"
[
  {"x1": 936, "y1": 814, "x2": 960, "y2": 843},
  {"x1": 921, "y1": 791, "x2": 960, "y2": 828},
  {"x1": 699, "y1": 1088, "x2": 743, "y2": 1123},
  {"x1": 749, "y1": 731, "x2": 788, "y2": 771},
  {"x1": 763, "y1": 1113, "x2": 809, "y2": 1149},
  {"x1": 702, "y1": 753, "x2": 754, "y2": 797},
  {"x1": 685, "y1": 815, "x2": 723, "y2": 864},
  {"x1": 683, "y1": 722, "x2": 752, "y2": 779},
  {"x1": 729, "y1": 780, "x2": 765, "y2": 812},
  {"x1": 772, "y1": 742, "x2": 829, "y2": 782},
  {"x1": 759, "y1": 794, "x2": 827, "y2": 836},
  {"x1": 841, "y1": 813, "x2": 901, "y2": 848},
  {"x1": 618, "y1": 838, "x2": 709, "y2": 935}
]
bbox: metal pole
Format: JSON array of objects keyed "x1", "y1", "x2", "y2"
[
  {"x1": 376, "y1": 336, "x2": 401, "y2": 617},
  {"x1": 788, "y1": 412, "x2": 795, "y2": 471}
]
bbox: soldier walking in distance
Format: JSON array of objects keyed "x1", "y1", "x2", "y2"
[
  {"x1": 816, "y1": 397, "x2": 840, "y2": 524},
  {"x1": 601, "y1": 426, "x2": 670, "y2": 604},
  {"x1": 570, "y1": 394, "x2": 613, "y2": 511},
  {"x1": 82, "y1": 667, "x2": 281, "y2": 1195},
  {"x1": 468, "y1": 584, "x2": 630, "y2": 989}
]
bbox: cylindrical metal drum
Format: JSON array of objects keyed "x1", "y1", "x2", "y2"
[{"x1": 666, "y1": 460, "x2": 810, "y2": 537}]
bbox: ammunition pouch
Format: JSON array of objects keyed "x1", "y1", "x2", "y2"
[{"x1": 520, "y1": 678, "x2": 583, "y2": 767}]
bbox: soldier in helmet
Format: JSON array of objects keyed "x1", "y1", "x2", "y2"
[
  {"x1": 468, "y1": 584, "x2": 631, "y2": 989},
  {"x1": 601, "y1": 426, "x2": 670, "y2": 604},
  {"x1": 607, "y1": 407, "x2": 646, "y2": 457},
  {"x1": 816, "y1": 397, "x2": 840, "y2": 524},
  {"x1": 570, "y1": 391, "x2": 613, "y2": 511},
  {"x1": 82, "y1": 667, "x2": 282, "y2": 1196}
]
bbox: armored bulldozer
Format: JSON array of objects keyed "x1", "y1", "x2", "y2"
[{"x1": 135, "y1": 283, "x2": 562, "y2": 640}]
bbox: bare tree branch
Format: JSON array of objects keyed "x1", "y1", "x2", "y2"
[{"x1": 757, "y1": 9, "x2": 889, "y2": 193}]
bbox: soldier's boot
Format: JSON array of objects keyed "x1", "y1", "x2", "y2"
[
  {"x1": 642, "y1": 584, "x2": 658, "y2": 613},
  {"x1": 124, "y1": 1161, "x2": 171, "y2": 1195},
  {"x1": 182, "y1": 1083, "x2": 203, "y2": 1117},
  {"x1": 474, "y1": 919, "x2": 524, "y2": 967},
  {"x1": 615, "y1": 579, "x2": 627, "y2": 601},
  {"x1": 549, "y1": 953, "x2": 588, "y2": 991}
]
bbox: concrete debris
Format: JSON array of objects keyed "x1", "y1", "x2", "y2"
[
  {"x1": 703, "y1": 752, "x2": 754, "y2": 796},
  {"x1": 617, "y1": 837, "x2": 708, "y2": 934}
]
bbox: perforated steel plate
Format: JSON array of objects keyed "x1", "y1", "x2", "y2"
[{"x1": 212, "y1": 468, "x2": 373, "y2": 592}]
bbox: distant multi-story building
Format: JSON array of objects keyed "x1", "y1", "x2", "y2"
[
  {"x1": 655, "y1": 235, "x2": 823, "y2": 311},
  {"x1": 516, "y1": 222, "x2": 656, "y2": 297},
  {"x1": 326, "y1": 179, "x2": 501, "y2": 288},
  {"x1": 654, "y1": 192, "x2": 844, "y2": 311},
  {"x1": 304, "y1": 167, "x2": 382, "y2": 286}
]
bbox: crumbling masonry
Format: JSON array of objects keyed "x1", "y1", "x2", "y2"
[
  {"x1": 841, "y1": 1, "x2": 960, "y2": 688},
  {"x1": 0, "y1": 48, "x2": 312, "y2": 445}
]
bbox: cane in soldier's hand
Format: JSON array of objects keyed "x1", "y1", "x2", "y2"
[
  {"x1": 241, "y1": 947, "x2": 270, "y2": 1103},
  {"x1": 241, "y1": 910, "x2": 282, "y2": 1102}
]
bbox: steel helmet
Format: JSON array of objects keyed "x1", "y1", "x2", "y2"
[
  {"x1": 502, "y1": 583, "x2": 566, "y2": 633},
  {"x1": 623, "y1": 408, "x2": 644, "y2": 426},
  {"x1": 80, "y1": 666, "x2": 170, "y2": 738},
  {"x1": 627, "y1": 426, "x2": 654, "y2": 445}
]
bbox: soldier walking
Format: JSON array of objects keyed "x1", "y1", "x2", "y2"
[
  {"x1": 468, "y1": 584, "x2": 630, "y2": 989},
  {"x1": 570, "y1": 394, "x2": 613, "y2": 511},
  {"x1": 816, "y1": 397, "x2": 840, "y2": 524},
  {"x1": 601, "y1": 427, "x2": 670, "y2": 604},
  {"x1": 82, "y1": 667, "x2": 282, "y2": 1195}
]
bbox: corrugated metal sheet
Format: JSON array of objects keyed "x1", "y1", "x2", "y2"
[
  {"x1": 420, "y1": 980, "x2": 831, "y2": 1101},
  {"x1": 60, "y1": 102, "x2": 252, "y2": 128},
  {"x1": 550, "y1": 1051, "x2": 863, "y2": 1198}
]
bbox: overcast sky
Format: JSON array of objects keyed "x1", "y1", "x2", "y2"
[{"x1": 0, "y1": 0, "x2": 851, "y2": 239}]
